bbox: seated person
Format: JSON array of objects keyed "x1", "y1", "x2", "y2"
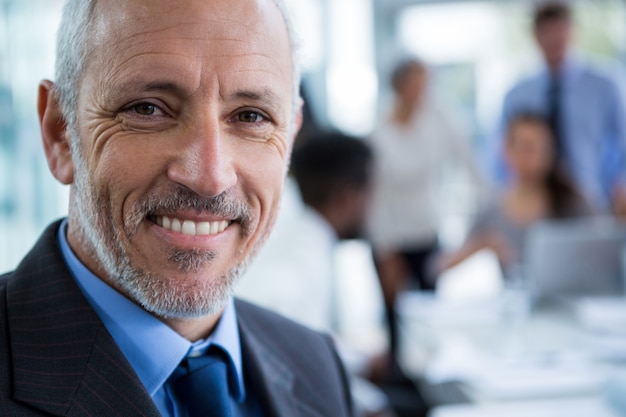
[
  {"x1": 437, "y1": 113, "x2": 592, "y2": 279},
  {"x1": 238, "y1": 133, "x2": 375, "y2": 331},
  {"x1": 237, "y1": 134, "x2": 402, "y2": 417}
]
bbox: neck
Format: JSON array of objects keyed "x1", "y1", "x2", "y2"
[
  {"x1": 547, "y1": 56, "x2": 566, "y2": 75},
  {"x1": 504, "y1": 180, "x2": 550, "y2": 223},
  {"x1": 393, "y1": 101, "x2": 417, "y2": 125},
  {"x1": 162, "y1": 313, "x2": 222, "y2": 342}
]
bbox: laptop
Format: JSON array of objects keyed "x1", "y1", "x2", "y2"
[{"x1": 524, "y1": 217, "x2": 626, "y2": 302}]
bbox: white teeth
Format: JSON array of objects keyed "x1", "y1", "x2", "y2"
[
  {"x1": 181, "y1": 220, "x2": 196, "y2": 236},
  {"x1": 197, "y1": 221, "x2": 211, "y2": 235},
  {"x1": 171, "y1": 218, "x2": 182, "y2": 233},
  {"x1": 155, "y1": 216, "x2": 230, "y2": 236}
]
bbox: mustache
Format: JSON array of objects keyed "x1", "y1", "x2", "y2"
[{"x1": 124, "y1": 186, "x2": 252, "y2": 237}]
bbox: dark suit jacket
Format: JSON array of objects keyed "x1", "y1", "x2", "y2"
[{"x1": 0, "y1": 221, "x2": 355, "y2": 416}]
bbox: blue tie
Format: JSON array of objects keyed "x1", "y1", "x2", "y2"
[
  {"x1": 172, "y1": 348, "x2": 232, "y2": 417},
  {"x1": 547, "y1": 73, "x2": 563, "y2": 159}
]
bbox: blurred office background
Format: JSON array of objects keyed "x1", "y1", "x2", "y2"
[
  {"x1": 3, "y1": 1, "x2": 626, "y2": 416},
  {"x1": 1, "y1": 0, "x2": 625, "y2": 273}
]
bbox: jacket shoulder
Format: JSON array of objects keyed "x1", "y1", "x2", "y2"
[
  {"x1": 235, "y1": 298, "x2": 339, "y2": 360},
  {"x1": 235, "y1": 298, "x2": 355, "y2": 416}
]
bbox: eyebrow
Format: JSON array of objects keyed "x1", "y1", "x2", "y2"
[
  {"x1": 105, "y1": 79, "x2": 190, "y2": 106},
  {"x1": 143, "y1": 81, "x2": 188, "y2": 95},
  {"x1": 228, "y1": 88, "x2": 283, "y2": 113},
  {"x1": 107, "y1": 79, "x2": 284, "y2": 113},
  {"x1": 131, "y1": 81, "x2": 193, "y2": 101}
]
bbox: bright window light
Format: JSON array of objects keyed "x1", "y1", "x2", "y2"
[
  {"x1": 326, "y1": 0, "x2": 377, "y2": 135},
  {"x1": 399, "y1": 2, "x2": 502, "y2": 64}
]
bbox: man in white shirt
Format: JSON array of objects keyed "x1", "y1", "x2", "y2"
[{"x1": 238, "y1": 134, "x2": 412, "y2": 417}]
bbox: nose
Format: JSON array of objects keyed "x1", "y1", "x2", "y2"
[{"x1": 167, "y1": 117, "x2": 237, "y2": 197}]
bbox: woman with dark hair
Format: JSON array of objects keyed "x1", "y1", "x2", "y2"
[{"x1": 437, "y1": 112, "x2": 592, "y2": 277}]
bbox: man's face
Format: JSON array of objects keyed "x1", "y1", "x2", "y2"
[
  {"x1": 65, "y1": 0, "x2": 298, "y2": 319},
  {"x1": 338, "y1": 182, "x2": 373, "y2": 241},
  {"x1": 534, "y1": 18, "x2": 572, "y2": 70},
  {"x1": 399, "y1": 66, "x2": 427, "y2": 106}
]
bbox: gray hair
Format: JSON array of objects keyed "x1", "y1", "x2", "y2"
[{"x1": 54, "y1": 0, "x2": 301, "y2": 134}]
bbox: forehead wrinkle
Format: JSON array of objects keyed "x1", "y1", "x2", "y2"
[
  {"x1": 113, "y1": 51, "x2": 198, "y2": 70},
  {"x1": 227, "y1": 69, "x2": 292, "y2": 94},
  {"x1": 214, "y1": 17, "x2": 265, "y2": 39},
  {"x1": 93, "y1": 3, "x2": 292, "y2": 71},
  {"x1": 230, "y1": 68, "x2": 285, "y2": 76},
  {"x1": 109, "y1": 34, "x2": 276, "y2": 70},
  {"x1": 111, "y1": 17, "x2": 263, "y2": 45},
  {"x1": 97, "y1": 51, "x2": 201, "y2": 99}
]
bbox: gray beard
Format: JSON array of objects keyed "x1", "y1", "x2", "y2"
[{"x1": 70, "y1": 142, "x2": 263, "y2": 319}]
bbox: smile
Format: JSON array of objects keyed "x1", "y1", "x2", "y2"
[{"x1": 153, "y1": 215, "x2": 231, "y2": 236}]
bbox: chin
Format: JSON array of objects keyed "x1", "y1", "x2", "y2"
[{"x1": 114, "y1": 254, "x2": 246, "y2": 320}]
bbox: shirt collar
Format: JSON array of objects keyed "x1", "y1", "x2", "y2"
[
  {"x1": 540, "y1": 51, "x2": 584, "y2": 84},
  {"x1": 56, "y1": 219, "x2": 246, "y2": 401}
]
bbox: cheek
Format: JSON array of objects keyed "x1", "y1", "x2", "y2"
[
  {"x1": 521, "y1": 156, "x2": 549, "y2": 178},
  {"x1": 238, "y1": 145, "x2": 288, "y2": 215},
  {"x1": 537, "y1": 156, "x2": 554, "y2": 173},
  {"x1": 522, "y1": 155, "x2": 541, "y2": 169},
  {"x1": 90, "y1": 139, "x2": 168, "y2": 216},
  {"x1": 509, "y1": 156, "x2": 533, "y2": 177}
]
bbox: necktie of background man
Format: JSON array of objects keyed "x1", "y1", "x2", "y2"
[{"x1": 547, "y1": 72, "x2": 564, "y2": 159}]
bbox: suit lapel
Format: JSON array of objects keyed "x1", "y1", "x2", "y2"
[
  {"x1": 236, "y1": 301, "x2": 327, "y2": 417},
  {"x1": 7, "y1": 221, "x2": 160, "y2": 416}
]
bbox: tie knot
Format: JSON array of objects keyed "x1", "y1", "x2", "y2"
[
  {"x1": 171, "y1": 346, "x2": 234, "y2": 417},
  {"x1": 184, "y1": 347, "x2": 229, "y2": 373}
]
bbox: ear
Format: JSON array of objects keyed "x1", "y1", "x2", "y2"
[{"x1": 38, "y1": 80, "x2": 74, "y2": 184}]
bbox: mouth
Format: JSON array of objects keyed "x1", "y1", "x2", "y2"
[{"x1": 150, "y1": 215, "x2": 232, "y2": 237}]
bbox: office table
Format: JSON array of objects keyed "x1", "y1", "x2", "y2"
[{"x1": 396, "y1": 291, "x2": 626, "y2": 417}]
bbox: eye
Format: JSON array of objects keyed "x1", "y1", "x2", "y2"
[
  {"x1": 237, "y1": 110, "x2": 267, "y2": 123},
  {"x1": 116, "y1": 99, "x2": 175, "y2": 131},
  {"x1": 120, "y1": 101, "x2": 168, "y2": 118},
  {"x1": 133, "y1": 103, "x2": 158, "y2": 116}
]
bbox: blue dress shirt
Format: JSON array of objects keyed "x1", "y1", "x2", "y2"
[
  {"x1": 57, "y1": 219, "x2": 262, "y2": 416},
  {"x1": 493, "y1": 54, "x2": 626, "y2": 209}
]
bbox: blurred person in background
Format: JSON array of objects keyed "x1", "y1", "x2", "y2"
[
  {"x1": 238, "y1": 133, "x2": 374, "y2": 333},
  {"x1": 366, "y1": 58, "x2": 485, "y2": 369},
  {"x1": 438, "y1": 113, "x2": 592, "y2": 279},
  {"x1": 238, "y1": 134, "x2": 406, "y2": 417},
  {"x1": 495, "y1": 1, "x2": 626, "y2": 218}
]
